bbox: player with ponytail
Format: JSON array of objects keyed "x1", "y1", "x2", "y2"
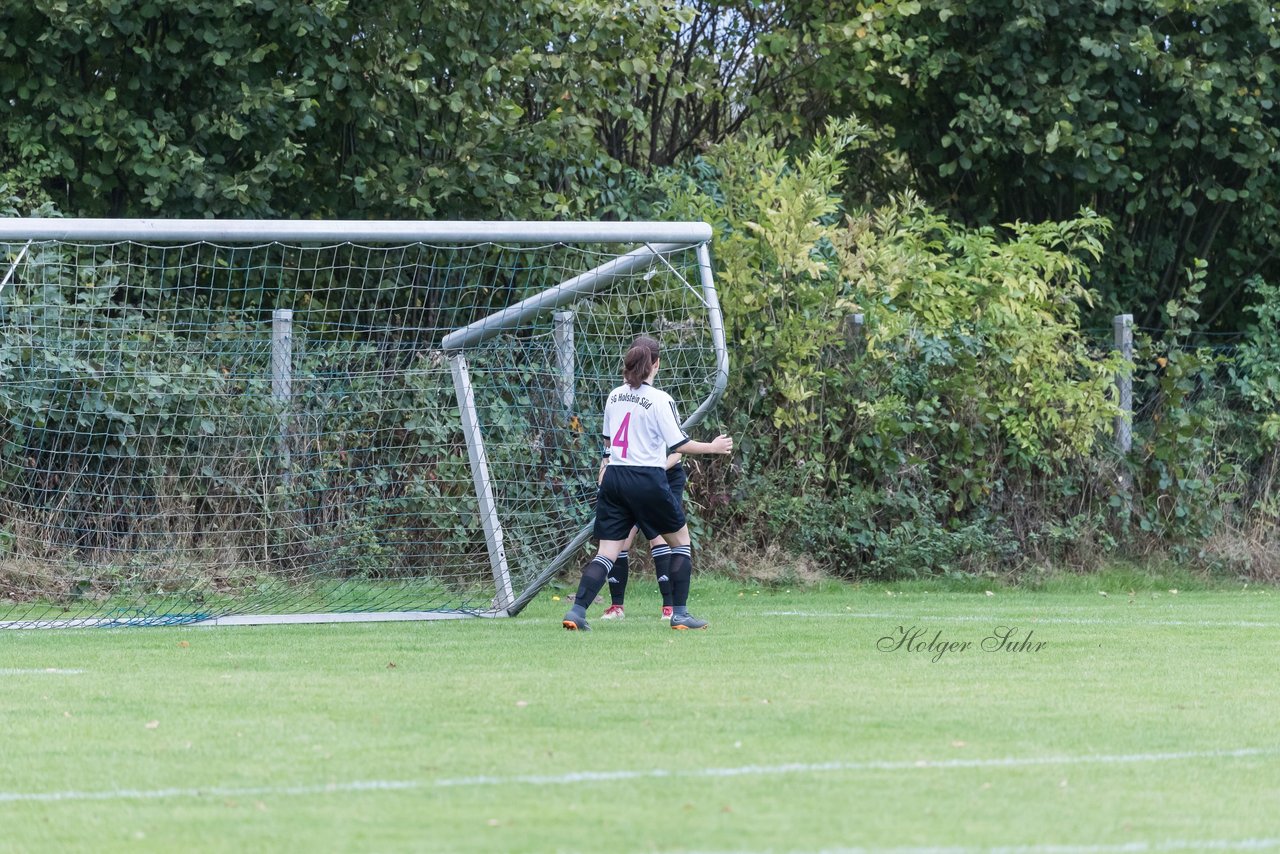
[{"x1": 562, "y1": 335, "x2": 732, "y2": 631}]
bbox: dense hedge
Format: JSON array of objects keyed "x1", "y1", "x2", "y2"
[
  {"x1": 658, "y1": 126, "x2": 1280, "y2": 581},
  {"x1": 3, "y1": 123, "x2": 1278, "y2": 588}
]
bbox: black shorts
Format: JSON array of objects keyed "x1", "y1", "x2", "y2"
[
  {"x1": 666, "y1": 462, "x2": 687, "y2": 501},
  {"x1": 594, "y1": 465, "x2": 687, "y2": 542}
]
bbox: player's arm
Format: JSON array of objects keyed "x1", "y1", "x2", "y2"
[
  {"x1": 657, "y1": 396, "x2": 731, "y2": 456},
  {"x1": 674, "y1": 435, "x2": 732, "y2": 455},
  {"x1": 599, "y1": 441, "x2": 609, "y2": 485},
  {"x1": 665, "y1": 451, "x2": 683, "y2": 469}
]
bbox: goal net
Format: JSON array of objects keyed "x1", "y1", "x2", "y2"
[{"x1": 0, "y1": 220, "x2": 726, "y2": 628}]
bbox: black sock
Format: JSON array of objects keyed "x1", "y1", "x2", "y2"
[
  {"x1": 607, "y1": 551, "x2": 629, "y2": 606},
  {"x1": 570, "y1": 555, "x2": 613, "y2": 616},
  {"x1": 651, "y1": 545, "x2": 673, "y2": 607},
  {"x1": 669, "y1": 546, "x2": 692, "y2": 610}
]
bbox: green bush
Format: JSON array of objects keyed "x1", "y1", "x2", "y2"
[
  {"x1": 653, "y1": 128, "x2": 1226, "y2": 579},
  {"x1": 0, "y1": 261, "x2": 572, "y2": 595}
]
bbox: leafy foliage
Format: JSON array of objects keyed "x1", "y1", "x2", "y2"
[
  {"x1": 657, "y1": 128, "x2": 1125, "y2": 576},
  {"x1": 1126, "y1": 261, "x2": 1239, "y2": 545},
  {"x1": 0, "y1": 247, "x2": 610, "y2": 594},
  {"x1": 785, "y1": 0, "x2": 1280, "y2": 329},
  {"x1": 0, "y1": 0, "x2": 692, "y2": 218},
  {"x1": 1232, "y1": 276, "x2": 1280, "y2": 447},
  {"x1": 656, "y1": 119, "x2": 868, "y2": 435}
]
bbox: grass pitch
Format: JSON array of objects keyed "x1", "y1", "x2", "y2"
[{"x1": 3, "y1": 574, "x2": 1280, "y2": 852}]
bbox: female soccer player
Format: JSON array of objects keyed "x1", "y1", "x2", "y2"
[
  {"x1": 562, "y1": 335, "x2": 731, "y2": 631},
  {"x1": 599, "y1": 453, "x2": 684, "y2": 621}
]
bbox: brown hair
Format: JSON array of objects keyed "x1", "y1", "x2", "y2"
[{"x1": 623, "y1": 335, "x2": 660, "y2": 389}]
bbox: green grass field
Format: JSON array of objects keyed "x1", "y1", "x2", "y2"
[{"x1": 4, "y1": 574, "x2": 1280, "y2": 853}]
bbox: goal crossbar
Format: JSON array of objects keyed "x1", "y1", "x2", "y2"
[{"x1": 0, "y1": 219, "x2": 712, "y2": 245}]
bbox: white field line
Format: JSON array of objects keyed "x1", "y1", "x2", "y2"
[
  {"x1": 1, "y1": 746, "x2": 1276, "y2": 805},
  {"x1": 977, "y1": 842, "x2": 1280, "y2": 853},
  {"x1": 692, "y1": 838, "x2": 1280, "y2": 854},
  {"x1": 0, "y1": 668, "x2": 85, "y2": 675},
  {"x1": 763, "y1": 611, "x2": 1280, "y2": 629}
]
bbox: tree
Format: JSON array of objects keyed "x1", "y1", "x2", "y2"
[
  {"x1": 597, "y1": 1, "x2": 802, "y2": 171},
  {"x1": 784, "y1": 0, "x2": 1280, "y2": 329},
  {"x1": 0, "y1": 0, "x2": 689, "y2": 219}
]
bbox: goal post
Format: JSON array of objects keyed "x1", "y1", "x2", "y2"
[{"x1": 0, "y1": 219, "x2": 726, "y2": 628}]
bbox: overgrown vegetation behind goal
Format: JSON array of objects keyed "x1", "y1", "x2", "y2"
[{"x1": 0, "y1": 221, "x2": 724, "y2": 627}]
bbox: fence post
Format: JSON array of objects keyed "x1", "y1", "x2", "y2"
[
  {"x1": 1113, "y1": 313, "x2": 1133, "y2": 454},
  {"x1": 553, "y1": 310, "x2": 574, "y2": 410},
  {"x1": 1113, "y1": 313, "x2": 1135, "y2": 514},
  {"x1": 843, "y1": 311, "x2": 865, "y2": 355},
  {"x1": 272, "y1": 308, "x2": 293, "y2": 479}
]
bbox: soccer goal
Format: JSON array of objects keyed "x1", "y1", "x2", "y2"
[{"x1": 0, "y1": 220, "x2": 726, "y2": 628}]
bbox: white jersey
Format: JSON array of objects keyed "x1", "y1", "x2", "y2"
[{"x1": 601, "y1": 382, "x2": 689, "y2": 468}]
